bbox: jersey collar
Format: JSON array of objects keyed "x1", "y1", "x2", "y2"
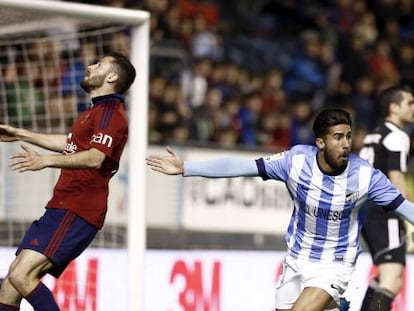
[{"x1": 91, "y1": 94, "x2": 125, "y2": 107}]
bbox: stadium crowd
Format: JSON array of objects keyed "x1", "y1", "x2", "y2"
[
  {"x1": 7, "y1": 0, "x2": 414, "y2": 153},
  {"x1": 136, "y1": 0, "x2": 414, "y2": 153}
]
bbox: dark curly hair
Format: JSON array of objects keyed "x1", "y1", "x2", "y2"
[{"x1": 313, "y1": 108, "x2": 352, "y2": 138}]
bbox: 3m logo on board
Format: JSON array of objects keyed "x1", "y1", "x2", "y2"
[{"x1": 170, "y1": 259, "x2": 221, "y2": 311}]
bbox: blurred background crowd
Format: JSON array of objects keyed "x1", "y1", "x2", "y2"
[{"x1": 51, "y1": 0, "x2": 414, "y2": 152}]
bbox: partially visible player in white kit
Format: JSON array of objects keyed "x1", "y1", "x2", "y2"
[{"x1": 146, "y1": 108, "x2": 414, "y2": 311}]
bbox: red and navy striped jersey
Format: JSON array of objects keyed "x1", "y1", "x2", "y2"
[{"x1": 46, "y1": 94, "x2": 128, "y2": 228}]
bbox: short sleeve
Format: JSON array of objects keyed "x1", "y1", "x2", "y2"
[
  {"x1": 368, "y1": 168, "x2": 404, "y2": 210},
  {"x1": 256, "y1": 150, "x2": 291, "y2": 181},
  {"x1": 90, "y1": 104, "x2": 128, "y2": 157}
]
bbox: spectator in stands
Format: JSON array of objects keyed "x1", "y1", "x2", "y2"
[
  {"x1": 148, "y1": 104, "x2": 163, "y2": 144},
  {"x1": 29, "y1": 38, "x2": 64, "y2": 98},
  {"x1": 352, "y1": 11, "x2": 378, "y2": 47},
  {"x1": 338, "y1": 33, "x2": 369, "y2": 89},
  {"x1": 190, "y1": 14, "x2": 223, "y2": 61},
  {"x1": 110, "y1": 30, "x2": 131, "y2": 58},
  {"x1": 214, "y1": 127, "x2": 239, "y2": 148},
  {"x1": 215, "y1": 96, "x2": 241, "y2": 139},
  {"x1": 283, "y1": 31, "x2": 328, "y2": 98},
  {"x1": 169, "y1": 121, "x2": 190, "y2": 145},
  {"x1": 179, "y1": 17, "x2": 195, "y2": 50},
  {"x1": 156, "y1": 83, "x2": 189, "y2": 143},
  {"x1": 189, "y1": 87, "x2": 223, "y2": 143},
  {"x1": 330, "y1": 0, "x2": 359, "y2": 36},
  {"x1": 238, "y1": 91, "x2": 262, "y2": 146},
  {"x1": 149, "y1": 76, "x2": 167, "y2": 106},
  {"x1": 260, "y1": 68, "x2": 285, "y2": 114},
  {"x1": 181, "y1": 57, "x2": 211, "y2": 108},
  {"x1": 209, "y1": 61, "x2": 230, "y2": 99},
  {"x1": 222, "y1": 62, "x2": 244, "y2": 101},
  {"x1": 350, "y1": 75, "x2": 377, "y2": 131},
  {"x1": 47, "y1": 95, "x2": 77, "y2": 132},
  {"x1": 289, "y1": 97, "x2": 315, "y2": 146},
  {"x1": 397, "y1": 42, "x2": 414, "y2": 87},
  {"x1": 381, "y1": 19, "x2": 402, "y2": 53},
  {"x1": 367, "y1": 39, "x2": 400, "y2": 85},
  {"x1": 373, "y1": 0, "x2": 400, "y2": 34},
  {"x1": 312, "y1": 9, "x2": 338, "y2": 46},
  {"x1": 257, "y1": 110, "x2": 290, "y2": 150},
  {"x1": 4, "y1": 58, "x2": 42, "y2": 128},
  {"x1": 236, "y1": 67, "x2": 255, "y2": 95}
]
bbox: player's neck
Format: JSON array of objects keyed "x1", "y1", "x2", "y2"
[
  {"x1": 385, "y1": 116, "x2": 404, "y2": 129},
  {"x1": 89, "y1": 86, "x2": 117, "y2": 99}
]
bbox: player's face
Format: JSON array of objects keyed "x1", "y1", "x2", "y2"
[
  {"x1": 319, "y1": 124, "x2": 352, "y2": 174},
  {"x1": 80, "y1": 56, "x2": 113, "y2": 93},
  {"x1": 396, "y1": 91, "x2": 414, "y2": 124}
]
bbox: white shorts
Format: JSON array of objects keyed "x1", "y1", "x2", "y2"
[{"x1": 275, "y1": 254, "x2": 355, "y2": 310}]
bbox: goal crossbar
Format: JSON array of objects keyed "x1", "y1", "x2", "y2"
[{"x1": 0, "y1": 0, "x2": 149, "y2": 25}]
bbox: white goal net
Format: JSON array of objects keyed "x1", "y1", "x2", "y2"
[{"x1": 0, "y1": 1, "x2": 149, "y2": 310}]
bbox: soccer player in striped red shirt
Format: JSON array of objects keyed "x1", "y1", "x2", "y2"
[{"x1": 0, "y1": 52, "x2": 135, "y2": 311}]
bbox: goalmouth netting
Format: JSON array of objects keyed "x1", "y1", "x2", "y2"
[{"x1": 0, "y1": 1, "x2": 149, "y2": 310}]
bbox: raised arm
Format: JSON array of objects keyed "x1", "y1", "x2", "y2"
[
  {"x1": 0, "y1": 124, "x2": 67, "y2": 153},
  {"x1": 146, "y1": 147, "x2": 259, "y2": 178}
]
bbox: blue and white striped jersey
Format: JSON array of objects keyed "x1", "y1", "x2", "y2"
[{"x1": 256, "y1": 144, "x2": 404, "y2": 264}]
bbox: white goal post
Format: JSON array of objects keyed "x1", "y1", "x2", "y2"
[{"x1": 0, "y1": 1, "x2": 149, "y2": 310}]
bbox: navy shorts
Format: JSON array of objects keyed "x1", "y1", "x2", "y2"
[{"x1": 17, "y1": 208, "x2": 98, "y2": 277}]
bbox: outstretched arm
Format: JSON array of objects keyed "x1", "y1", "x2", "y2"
[
  {"x1": 0, "y1": 124, "x2": 67, "y2": 153},
  {"x1": 9, "y1": 144, "x2": 105, "y2": 172},
  {"x1": 146, "y1": 147, "x2": 259, "y2": 178}
]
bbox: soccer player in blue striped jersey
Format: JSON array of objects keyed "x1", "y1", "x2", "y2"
[{"x1": 146, "y1": 108, "x2": 414, "y2": 311}]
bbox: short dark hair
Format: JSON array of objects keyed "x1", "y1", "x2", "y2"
[
  {"x1": 379, "y1": 85, "x2": 412, "y2": 117},
  {"x1": 312, "y1": 108, "x2": 352, "y2": 138},
  {"x1": 106, "y1": 52, "x2": 136, "y2": 94}
]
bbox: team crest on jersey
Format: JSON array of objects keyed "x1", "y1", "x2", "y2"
[
  {"x1": 264, "y1": 152, "x2": 285, "y2": 162},
  {"x1": 345, "y1": 191, "x2": 359, "y2": 203},
  {"x1": 81, "y1": 113, "x2": 91, "y2": 124}
]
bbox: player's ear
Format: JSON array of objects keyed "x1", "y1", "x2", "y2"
[
  {"x1": 315, "y1": 138, "x2": 325, "y2": 150},
  {"x1": 389, "y1": 101, "x2": 399, "y2": 114},
  {"x1": 107, "y1": 72, "x2": 119, "y2": 83}
]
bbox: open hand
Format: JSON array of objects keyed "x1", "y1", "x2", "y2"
[
  {"x1": 146, "y1": 146, "x2": 184, "y2": 175},
  {"x1": 9, "y1": 145, "x2": 47, "y2": 172}
]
